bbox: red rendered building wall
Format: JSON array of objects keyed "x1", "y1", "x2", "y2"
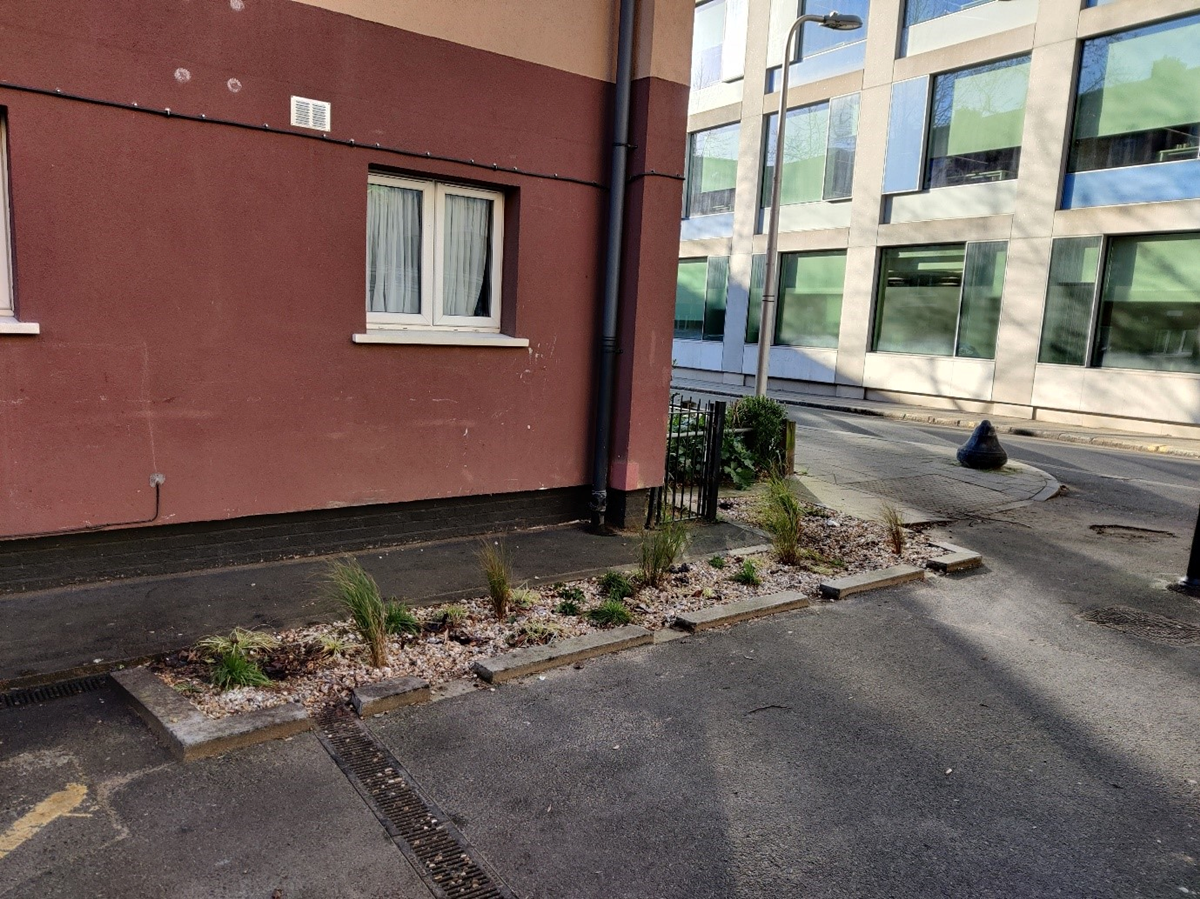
[{"x1": 0, "y1": 0, "x2": 682, "y2": 538}]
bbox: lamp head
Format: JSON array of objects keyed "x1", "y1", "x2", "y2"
[{"x1": 820, "y1": 12, "x2": 863, "y2": 30}]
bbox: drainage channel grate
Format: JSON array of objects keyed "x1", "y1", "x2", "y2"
[
  {"x1": 315, "y1": 705, "x2": 513, "y2": 899},
  {"x1": 1083, "y1": 605, "x2": 1200, "y2": 646},
  {"x1": 0, "y1": 674, "x2": 110, "y2": 710}
]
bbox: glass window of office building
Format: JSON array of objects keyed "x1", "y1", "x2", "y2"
[
  {"x1": 685, "y1": 123, "x2": 740, "y2": 218},
  {"x1": 926, "y1": 56, "x2": 1030, "y2": 188},
  {"x1": 904, "y1": 0, "x2": 992, "y2": 27},
  {"x1": 1039, "y1": 233, "x2": 1200, "y2": 373},
  {"x1": 675, "y1": 257, "x2": 729, "y2": 342},
  {"x1": 796, "y1": 0, "x2": 870, "y2": 58},
  {"x1": 761, "y1": 94, "x2": 860, "y2": 209},
  {"x1": 744, "y1": 251, "x2": 846, "y2": 348},
  {"x1": 1070, "y1": 13, "x2": 1200, "y2": 173},
  {"x1": 691, "y1": 0, "x2": 727, "y2": 90},
  {"x1": 872, "y1": 242, "x2": 1007, "y2": 358}
]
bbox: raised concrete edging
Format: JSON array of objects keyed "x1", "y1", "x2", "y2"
[
  {"x1": 926, "y1": 541, "x2": 983, "y2": 573},
  {"x1": 351, "y1": 675, "x2": 431, "y2": 717},
  {"x1": 471, "y1": 626, "x2": 653, "y2": 684},
  {"x1": 673, "y1": 591, "x2": 810, "y2": 632},
  {"x1": 111, "y1": 667, "x2": 311, "y2": 762},
  {"x1": 819, "y1": 564, "x2": 925, "y2": 599}
]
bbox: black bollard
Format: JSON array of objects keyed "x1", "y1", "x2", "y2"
[
  {"x1": 1182, "y1": 502, "x2": 1200, "y2": 589},
  {"x1": 957, "y1": 420, "x2": 1008, "y2": 470}
]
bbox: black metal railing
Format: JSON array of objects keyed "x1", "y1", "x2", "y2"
[{"x1": 648, "y1": 394, "x2": 725, "y2": 526}]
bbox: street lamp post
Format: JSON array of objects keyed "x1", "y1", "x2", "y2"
[{"x1": 754, "y1": 11, "x2": 863, "y2": 398}]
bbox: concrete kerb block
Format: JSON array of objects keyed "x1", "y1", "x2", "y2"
[
  {"x1": 673, "y1": 590, "x2": 810, "y2": 632},
  {"x1": 471, "y1": 625, "x2": 652, "y2": 684},
  {"x1": 112, "y1": 667, "x2": 310, "y2": 762},
  {"x1": 351, "y1": 675, "x2": 431, "y2": 717},
  {"x1": 926, "y1": 541, "x2": 983, "y2": 573},
  {"x1": 819, "y1": 564, "x2": 925, "y2": 599}
]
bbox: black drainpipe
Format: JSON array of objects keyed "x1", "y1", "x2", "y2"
[{"x1": 590, "y1": 0, "x2": 637, "y2": 529}]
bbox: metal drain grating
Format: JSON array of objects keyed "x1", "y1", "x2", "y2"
[
  {"x1": 1083, "y1": 606, "x2": 1200, "y2": 646},
  {"x1": 1, "y1": 674, "x2": 110, "y2": 710},
  {"x1": 315, "y1": 705, "x2": 513, "y2": 899}
]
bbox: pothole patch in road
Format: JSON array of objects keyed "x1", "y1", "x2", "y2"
[
  {"x1": 1082, "y1": 605, "x2": 1200, "y2": 646},
  {"x1": 1089, "y1": 524, "x2": 1176, "y2": 540}
]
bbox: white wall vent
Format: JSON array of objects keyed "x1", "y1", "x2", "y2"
[{"x1": 290, "y1": 96, "x2": 331, "y2": 132}]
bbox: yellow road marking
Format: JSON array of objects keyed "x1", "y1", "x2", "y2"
[{"x1": 0, "y1": 783, "x2": 88, "y2": 860}]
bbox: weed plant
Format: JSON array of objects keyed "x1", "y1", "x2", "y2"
[
  {"x1": 709, "y1": 555, "x2": 726, "y2": 569},
  {"x1": 325, "y1": 558, "x2": 389, "y2": 668},
  {"x1": 587, "y1": 598, "x2": 634, "y2": 627},
  {"x1": 598, "y1": 570, "x2": 636, "y2": 601},
  {"x1": 196, "y1": 627, "x2": 278, "y2": 659},
  {"x1": 555, "y1": 598, "x2": 581, "y2": 615},
  {"x1": 508, "y1": 620, "x2": 561, "y2": 646},
  {"x1": 430, "y1": 604, "x2": 469, "y2": 630},
  {"x1": 880, "y1": 503, "x2": 906, "y2": 554},
  {"x1": 478, "y1": 540, "x2": 513, "y2": 619},
  {"x1": 732, "y1": 558, "x2": 762, "y2": 586},
  {"x1": 557, "y1": 585, "x2": 585, "y2": 603},
  {"x1": 315, "y1": 633, "x2": 352, "y2": 657},
  {"x1": 384, "y1": 601, "x2": 421, "y2": 637},
  {"x1": 639, "y1": 521, "x2": 689, "y2": 588},
  {"x1": 510, "y1": 586, "x2": 539, "y2": 610},
  {"x1": 760, "y1": 476, "x2": 805, "y2": 565},
  {"x1": 210, "y1": 651, "x2": 272, "y2": 690}
]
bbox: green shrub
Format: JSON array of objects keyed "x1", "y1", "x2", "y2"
[
  {"x1": 324, "y1": 559, "x2": 389, "y2": 668},
  {"x1": 587, "y1": 598, "x2": 634, "y2": 627},
  {"x1": 510, "y1": 586, "x2": 539, "y2": 610},
  {"x1": 478, "y1": 540, "x2": 513, "y2": 620},
  {"x1": 732, "y1": 558, "x2": 762, "y2": 587},
  {"x1": 639, "y1": 521, "x2": 690, "y2": 588},
  {"x1": 557, "y1": 585, "x2": 585, "y2": 603},
  {"x1": 709, "y1": 555, "x2": 727, "y2": 569},
  {"x1": 507, "y1": 620, "x2": 561, "y2": 646},
  {"x1": 430, "y1": 604, "x2": 469, "y2": 629},
  {"x1": 730, "y1": 396, "x2": 789, "y2": 474},
  {"x1": 721, "y1": 429, "x2": 757, "y2": 489},
  {"x1": 760, "y1": 476, "x2": 805, "y2": 565},
  {"x1": 598, "y1": 570, "x2": 636, "y2": 601},
  {"x1": 384, "y1": 601, "x2": 421, "y2": 637},
  {"x1": 555, "y1": 598, "x2": 581, "y2": 616},
  {"x1": 210, "y1": 651, "x2": 272, "y2": 690}
]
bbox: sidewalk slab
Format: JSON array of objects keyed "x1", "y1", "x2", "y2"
[
  {"x1": 820, "y1": 565, "x2": 925, "y2": 599},
  {"x1": 471, "y1": 626, "x2": 652, "y2": 684},
  {"x1": 112, "y1": 667, "x2": 311, "y2": 761},
  {"x1": 673, "y1": 591, "x2": 810, "y2": 632}
]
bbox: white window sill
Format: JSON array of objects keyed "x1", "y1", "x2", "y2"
[
  {"x1": 353, "y1": 330, "x2": 529, "y2": 348},
  {"x1": 0, "y1": 316, "x2": 39, "y2": 335}
]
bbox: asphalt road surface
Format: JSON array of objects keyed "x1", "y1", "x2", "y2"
[{"x1": 2, "y1": 411, "x2": 1198, "y2": 898}]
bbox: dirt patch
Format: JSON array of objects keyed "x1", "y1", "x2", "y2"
[{"x1": 1089, "y1": 525, "x2": 1176, "y2": 540}]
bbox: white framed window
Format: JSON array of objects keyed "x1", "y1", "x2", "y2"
[
  {"x1": 0, "y1": 115, "x2": 36, "y2": 336},
  {"x1": 365, "y1": 172, "x2": 504, "y2": 334}
]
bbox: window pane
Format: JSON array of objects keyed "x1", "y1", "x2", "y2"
[
  {"x1": 823, "y1": 93, "x2": 860, "y2": 200},
  {"x1": 956, "y1": 241, "x2": 1007, "y2": 359},
  {"x1": 799, "y1": 0, "x2": 869, "y2": 57},
  {"x1": 745, "y1": 254, "x2": 766, "y2": 344},
  {"x1": 441, "y1": 195, "x2": 492, "y2": 318},
  {"x1": 687, "y1": 124, "x2": 739, "y2": 217},
  {"x1": 873, "y1": 245, "x2": 965, "y2": 356},
  {"x1": 366, "y1": 183, "x2": 422, "y2": 314},
  {"x1": 882, "y1": 76, "x2": 930, "y2": 194},
  {"x1": 927, "y1": 57, "x2": 1029, "y2": 188},
  {"x1": 703, "y1": 256, "x2": 730, "y2": 342},
  {"x1": 691, "y1": 0, "x2": 726, "y2": 90},
  {"x1": 905, "y1": 0, "x2": 989, "y2": 27},
  {"x1": 1093, "y1": 233, "x2": 1200, "y2": 373},
  {"x1": 675, "y1": 259, "x2": 708, "y2": 340},
  {"x1": 762, "y1": 103, "x2": 829, "y2": 209},
  {"x1": 777, "y1": 251, "x2": 846, "y2": 347},
  {"x1": 1039, "y1": 238, "x2": 1100, "y2": 365},
  {"x1": 1071, "y1": 14, "x2": 1200, "y2": 172}
]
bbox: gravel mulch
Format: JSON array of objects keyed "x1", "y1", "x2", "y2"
[{"x1": 149, "y1": 491, "x2": 936, "y2": 720}]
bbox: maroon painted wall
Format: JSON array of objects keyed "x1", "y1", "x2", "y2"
[{"x1": 0, "y1": 0, "x2": 684, "y2": 538}]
